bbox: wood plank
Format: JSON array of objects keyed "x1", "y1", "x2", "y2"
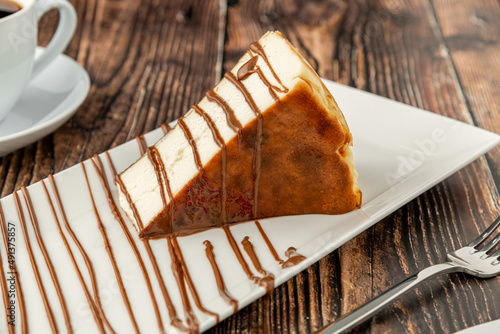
[
  {"x1": 432, "y1": 0, "x2": 500, "y2": 192},
  {"x1": 431, "y1": 0, "x2": 500, "y2": 329}
]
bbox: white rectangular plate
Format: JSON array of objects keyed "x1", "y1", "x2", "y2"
[{"x1": 0, "y1": 79, "x2": 498, "y2": 333}]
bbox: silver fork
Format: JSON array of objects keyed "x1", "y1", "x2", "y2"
[{"x1": 318, "y1": 216, "x2": 500, "y2": 334}]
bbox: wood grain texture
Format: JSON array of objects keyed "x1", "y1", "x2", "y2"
[{"x1": 1, "y1": 0, "x2": 500, "y2": 333}]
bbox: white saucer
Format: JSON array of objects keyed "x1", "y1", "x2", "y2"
[{"x1": 0, "y1": 47, "x2": 90, "y2": 157}]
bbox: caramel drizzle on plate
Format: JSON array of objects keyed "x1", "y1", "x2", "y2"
[
  {"x1": 254, "y1": 220, "x2": 305, "y2": 269},
  {"x1": 283, "y1": 247, "x2": 307, "y2": 269},
  {"x1": 81, "y1": 162, "x2": 141, "y2": 333},
  {"x1": 13, "y1": 191, "x2": 58, "y2": 333},
  {"x1": 47, "y1": 175, "x2": 105, "y2": 311},
  {"x1": 20, "y1": 187, "x2": 72, "y2": 333},
  {"x1": 90, "y1": 155, "x2": 165, "y2": 333},
  {"x1": 171, "y1": 236, "x2": 220, "y2": 323},
  {"x1": 166, "y1": 236, "x2": 198, "y2": 332},
  {"x1": 203, "y1": 240, "x2": 238, "y2": 314},
  {"x1": 241, "y1": 236, "x2": 274, "y2": 294},
  {"x1": 221, "y1": 225, "x2": 274, "y2": 294},
  {"x1": 42, "y1": 178, "x2": 112, "y2": 334}
]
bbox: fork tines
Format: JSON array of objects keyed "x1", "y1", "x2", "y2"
[{"x1": 468, "y1": 216, "x2": 500, "y2": 256}]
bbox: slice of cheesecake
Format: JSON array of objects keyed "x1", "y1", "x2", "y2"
[{"x1": 117, "y1": 31, "x2": 361, "y2": 239}]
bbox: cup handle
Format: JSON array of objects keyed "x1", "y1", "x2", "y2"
[{"x1": 31, "y1": 0, "x2": 77, "y2": 79}]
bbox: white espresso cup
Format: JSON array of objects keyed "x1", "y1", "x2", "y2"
[{"x1": 0, "y1": 0, "x2": 77, "y2": 122}]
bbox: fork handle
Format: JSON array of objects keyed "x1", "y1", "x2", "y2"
[{"x1": 318, "y1": 262, "x2": 462, "y2": 334}]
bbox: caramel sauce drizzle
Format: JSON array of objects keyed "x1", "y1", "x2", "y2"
[
  {"x1": 90, "y1": 155, "x2": 164, "y2": 333},
  {"x1": 203, "y1": 240, "x2": 238, "y2": 314},
  {"x1": 241, "y1": 237, "x2": 275, "y2": 294},
  {"x1": 48, "y1": 173, "x2": 117, "y2": 333},
  {"x1": 224, "y1": 71, "x2": 263, "y2": 220},
  {"x1": 13, "y1": 191, "x2": 57, "y2": 333},
  {"x1": 0, "y1": 202, "x2": 19, "y2": 334},
  {"x1": 253, "y1": 220, "x2": 305, "y2": 269},
  {"x1": 135, "y1": 135, "x2": 148, "y2": 155},
  {"x1": 161, "y1": 122, "x2": 171, "y2": 134},
  {"x1": 142, "y1": 146, "x2": 175, "y2": 235},
  {"x1": 238, "y1": 55, "x2": 258, "y2": 79},
  {"x1": 241, "y1": 236, "x2": 270, "y2": 277},
  {"x1": 41, "y1": 179, "x2": 111, "y2": 334},
  {"x1": 20, "y1": 187, "x2": 73, "y2": 333},
  {"x1": 123, "y1": 123, "x2": 173, "y2": 233},
  {"x1": 178, "y1": 118, "x2": 204, "y2": 171},
  {"x1": 283, "y1": 247, "x2": 306, "y2": 269},
  {"x1": 254, "y1": 220, "x2": 283, "y2": 263},
  {"x1": 222, "y1": 226, "x2": 271, "y2": 291},
  {"x1": 192, "y1": 104, "x2": 227, "y2": 224},
  {"x1": 105, "y1": 151, "x2": 186, "y2": 332},
  {"x1": 166, "y1": 237, "x2": 198, "y2": 333},
  {"x1": 81, "y1": 162, "x2": 141, "y2": 334},
  {"x1": 206, "y1": 89, "x2": 243, "y2": 138},
  {"x1": 147, "y1": 148, "x2": 168, "y2": 210},
  {"x1": 115, "y1": 175, "x2": 145, "y2": 231},
  {"x1": 222, "y1": 225, "x2": 255, "y2": 281},
  {"x1": 171, "y1": 236, "x2": 220, "y2": 323},
  {"x1": 146, "y1": 239, "x2": 188, "y2": 332},
  {"x1": 238, "y1": 55, "x2": 280, "y2": 102},
  {"x1": 249, "y1": 42, "x2": 289, "y2": 93}
]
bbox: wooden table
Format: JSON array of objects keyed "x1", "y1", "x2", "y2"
[{"x1": 2, "y1": 0, "x2": 500, "y2": 332}]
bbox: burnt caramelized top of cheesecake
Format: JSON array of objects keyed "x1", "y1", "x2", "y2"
[{"x1": 117, "y1": 31, "x2": 361, "y2": 239}]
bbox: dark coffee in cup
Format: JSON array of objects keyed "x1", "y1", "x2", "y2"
[{"x1": 0, "y1": 0, "x2": 21, "y2": 19}]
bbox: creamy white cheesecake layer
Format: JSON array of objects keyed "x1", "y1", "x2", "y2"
[{"x1": 118, "y1": 31, "x2": 355, "y2": 231}]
